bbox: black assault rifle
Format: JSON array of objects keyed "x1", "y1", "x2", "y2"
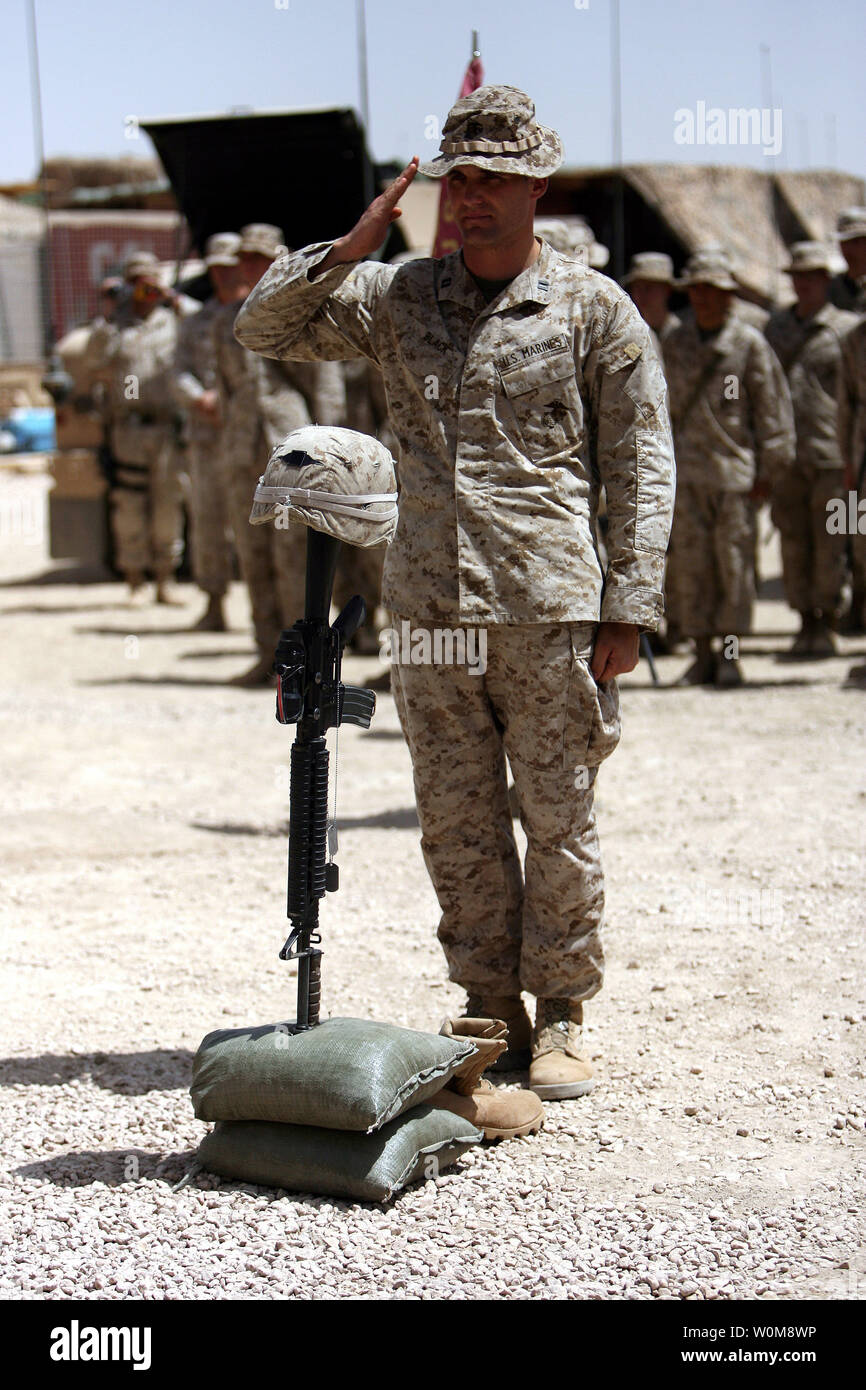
[{"x1": 273, "y1": 529, "x2": 376, "y2": 1031}]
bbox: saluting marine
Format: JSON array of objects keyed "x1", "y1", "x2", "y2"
[{"x1": 235, "y1": 86, "x2": 675, "y2": 1100}]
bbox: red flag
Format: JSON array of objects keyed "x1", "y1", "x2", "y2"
[{"x1": 431, "y1": 54, "x2": 484, "y2": 259}]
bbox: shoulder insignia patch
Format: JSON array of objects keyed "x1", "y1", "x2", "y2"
[{"x1": 625, "y1": 342, "x2": 642, "y2": 361}]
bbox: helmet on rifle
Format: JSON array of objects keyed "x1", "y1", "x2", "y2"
[{"x1": 250, "y1": 425, "x2": 398, "y2": 548}]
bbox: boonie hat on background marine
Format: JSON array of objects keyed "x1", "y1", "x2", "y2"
[
  {"x1": 204, "y1": 232, "x2": 241, "y2": 267},
  {"x1": 678, "y1": 247, "x2": 738, "y2": 291},
  {"x1": 418, "y1": 85, "x2": 563, "y2": 180},
  {"x1": 124, "y1": 250, "x2": 161, "y2": 281},
  {"x1": 239, "y1": 223, "x2": 288, "y2": 260},
  {"x1": 785, "y1": 241, "x2": 832, "y2": 275},
  {"x1": 535, "y1": 216, "x2": 609, "y2": 268},
  {"x1": 250, "y1": 426, "x2": 398, "y2": 549},
  {"x1": 836, "y1": 208, "x2": 866, "y2": 243},
  {"x1": 623, "y1": 251, "x2": 676, "y2": 286}
]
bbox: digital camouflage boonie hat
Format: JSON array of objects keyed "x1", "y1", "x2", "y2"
[
  {"x1": 204, "y1": 232, "x2": 241, "y2": 267},
  {"x1": 785, "y1": 241, "x2": 833, "y2": 274},
  {"x1": 837, "y1": 207, "x2": 866, "y2": 243},
  {"x1": 418, "y1": 85, "x2": 563, "y2": 179},
  {"x1": 678, "y1": 247, "x2": 738, "y2": 291},
  {"x1": 250, "y1": 425, "x2": 398, "y2": 549},
  {"x1": 622, "y1": 251, "x2": 676, "y2": 286}
]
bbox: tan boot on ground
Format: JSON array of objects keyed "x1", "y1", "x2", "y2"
[
  {"x1": 191, "y1": 594, "x2": 227, "y2": 632},
  {"x1": 155, "y1": 578, "x2": 185, "y2": 606},
  {"x1": 428, "y1": 1077, "x2": 544, "y2": 1140},
  {"x1": 429, "y1": 1017, "x2": 543, "y2": 1139},
  {"x1": 229, "y1": 656, "x2": 275, "y2": 688},
  {"x1": 465, "y1": 994, "x2": 532, "y2": 1072},
  {"x1": 529, "y1": 998, "x2": 595, "y2": 1100},
  {"x1": 125, "y1": 573, "x2": 148, "y2": 608}
]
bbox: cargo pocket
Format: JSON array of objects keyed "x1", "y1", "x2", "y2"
[
  {"x1": 564, "y1": 628, "x2": 622, "y2": 772},
  {"x1": 499, "y1": 349, "x2": 584, "y2": 460}
]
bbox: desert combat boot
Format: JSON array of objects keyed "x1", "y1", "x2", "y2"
[
  {"x1": 529, "y1": 998, "x2": 595, "y2": 1100},
  {"x1": 428, "y1": 1017, "x2": 544, "y2": 1140},
  {"x1": 464, "y1": 993, "x2": 532, "y2": 1071}
]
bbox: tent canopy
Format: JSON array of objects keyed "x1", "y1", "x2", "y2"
[{"x1": 141, "y1": 107, "x2": 378, "y2": 257}]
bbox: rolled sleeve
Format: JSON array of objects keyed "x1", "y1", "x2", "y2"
[{"x1": 234, "y1": 242, "x2": 394, "y2": 365}]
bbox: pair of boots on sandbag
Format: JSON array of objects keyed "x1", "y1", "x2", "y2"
[{"x1": 190, "y1": 1014, "x2": 542, "y2": 1203}]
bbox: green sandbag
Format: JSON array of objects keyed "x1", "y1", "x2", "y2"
[
  {"x1": 190, "y1": 1017, "x2": 477, "y2": 1132},
  {"x1": 197, "y1": 1105, "x2": 483, "y2": 1202}
]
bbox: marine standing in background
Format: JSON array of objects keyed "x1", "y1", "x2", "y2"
[
  {"x1": 215, "y1": 224, "x2": 346, "y2": 685},
  {"x1": 829, "y1": 208, "x2": 866, "y2": 317},
  {"x1": 663, "y1": 248, "x2": 795, "y2": 686},
  {"x1": 171, "y1": 233, "x2": 242, "y2": 632},
  {"x1": 89, "y1": 252, "x2": 198, "y2": 606},
  {"x1": 764, "y1": 243, "x2": 858, "y2": 655},
  {"x1": 837, "y1": 313, "x2": 866, "y2": 637},
  {"x1": 235, "y1": 86, "x2": 675, "y2": 1100},
  {"x1": 622, "y1": 251, "x2": 680, "y2": 351}
]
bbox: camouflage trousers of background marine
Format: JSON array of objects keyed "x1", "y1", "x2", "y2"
[
  {"x1": 333, "y1": 544, "x2": 384, "y2": 640},
  {"x1": 771, "y1": 466, "x2": 847, "y2": 618},
  {"x1": 187, "y1": 431, "x2": 234, "y2": 599},
  {"x1": 223, "y1": 436, "x2": 306, "y2": 659},
  {"x1": 110, "y1": 436, "x2": 183, "y2": 581},
  {"x1": 390, "y1": 621, "x2": 621, "y2": 1002},
  {"x1": 670, "y1": 483, "x2": 756, "y2": 638}
]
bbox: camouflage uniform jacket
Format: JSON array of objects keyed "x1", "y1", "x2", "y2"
[
  {"x1": 838, "y1": 317, "x2": 866, "y2": 488},
  {"x1": 663, "y1": 311, "x2": 795, "y2": 491},
  {"x1": 171, "y1": 295, "x2": 224, "y2": 446},
  {"x1": 87, "y1": 300, "x2": 195, "y2": 460},
  {"x1": 234, "y1": 238, "x2": 675, "y2": 627},
  {"x1": 765, "y1": 303, "x2": 858, "y2": 472},
  {"x1": 214, "y1": 301, "x2": 346, "y2": 465}
]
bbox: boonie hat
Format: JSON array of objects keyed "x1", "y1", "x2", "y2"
[
  {"x1": 623, "y1": 251, "x2": 676, "y2": 286},
  {"x1": 785, "y1": 241, "x2": 832, "y2": 274},
  {"x1": 837, "y1": 208, "x2": 866, "y2": 243},
  {"x1": 124, "y1": 251, "x2": 161, "y2": 281},
  {"x1": 239, "y1": 223, "x2": 288, "y2": 260},
  {"x1": 535, "y1": 217, "x2": 609, "y2": 268},
  {"x1": 250, "y1": 425, "x2": 398, "y2": 549},
  {"x1": 418, "y1": 85, "x2": 563, "y2": 180},
  {"x1": 204, "y1": 232, "x2": 241, "y2": 267},
  {"x1": 678, "y1": 248, "x2": 737, "y2": 292}
]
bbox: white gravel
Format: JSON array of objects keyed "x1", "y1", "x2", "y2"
[{"x1": 0, "y1": 524, "x2": 864, "y2": 1300}]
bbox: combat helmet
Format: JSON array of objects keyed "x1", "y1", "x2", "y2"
[{"x1": 250, "y1": 425, "x2": 398, "y2": 549}]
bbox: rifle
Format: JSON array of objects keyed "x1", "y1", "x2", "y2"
[{"x1": 273, "y1": 529, "x2": 376, "y2": 1030}]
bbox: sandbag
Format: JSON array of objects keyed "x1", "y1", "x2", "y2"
[
  {"x1": 190, "y1": 1017, "x2": 478, "y2": 1132},
  {"x1": 197, "y1": 1106, "x2": 482, "y2": 1202}
]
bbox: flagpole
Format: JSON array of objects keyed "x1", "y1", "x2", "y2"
[
  {"x1": 357, "y1": 0, "x2": 370, "y2": 136},
  {"x1": 610, "y1": 0, "x2": 625, "y2": 280}
]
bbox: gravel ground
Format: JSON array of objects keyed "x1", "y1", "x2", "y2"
[{"x1": 0, "y1": 489, "x2": 864, "y2": 1300}]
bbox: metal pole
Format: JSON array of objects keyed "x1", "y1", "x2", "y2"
[
  {"x1": 472, "y1": 29, "x2": 479, "y2": 59},
  {"x1": 760, "y1": 43, "x2": 779, "y2": 306},
  {"x1": 357, "y1": 0, "x2": 370, "y2": 137},
  {"x1": 25, "y1": 0, "x2": 53, "y2": 355},
  {"x1": 610, "y1": 0, "x2": 625, "y2": 280}
]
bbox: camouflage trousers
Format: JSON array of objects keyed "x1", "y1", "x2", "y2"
[
  {"x1": 390, "y1": 621, "x2": 621, "y2": 1001},
  {"x1": 223, "y1": 437, "x2": 306, "y2": 658},
  {"x1": 670, "y1": 484, "x2": 756, "y2": 638},
  {"x1": 771, "y1": 466, "x2": 847, "y2": 618},
  {"x1": 187, "y1": 431, "x2": 233, "y2": 599},
  {"x1": 333, "y1": 543, "x2": 384, "y2": 637},
  {"x1": 110, "y1": 438, "x2": 183, "y2": 580}
]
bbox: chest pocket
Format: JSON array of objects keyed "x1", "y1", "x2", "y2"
[{"x1": 499, "y1": 348, "x2": 583, "y2": 460}]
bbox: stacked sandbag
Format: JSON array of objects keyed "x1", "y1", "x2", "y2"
[{"x1": 190, "y1": 1017, "x2": 484, "y2": 1202}]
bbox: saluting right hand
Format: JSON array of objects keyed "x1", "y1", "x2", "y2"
[{"x1": 317, "y1": 157, "x2": 420, "y2": 275}]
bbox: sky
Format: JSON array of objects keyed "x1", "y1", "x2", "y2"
[{"x1": 3, "y1": 0, "x2": 866, "y2": 184}]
